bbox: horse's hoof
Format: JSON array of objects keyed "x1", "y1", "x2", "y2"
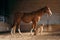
[
  {"x1": 34, "y1": 33, "x2": 36, "y2": 35},
  {"x1": 18, "y1": 33, "x2": 21, "y2": 35},
  {"x1": 19, "y1": 33, "x2": 22, "y2": 35},
  {"x1": 30, "y1": 33, "x2": 33, "y2": 36}
]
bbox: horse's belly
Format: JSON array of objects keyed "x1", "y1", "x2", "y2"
[
  {"x1": 22, "y1": 17, "x2": 32, "y2": 23},
  {"x1": 23, "y1": 20, "x2": 31, "y2": 23},
  {"x1": 23, "y1": 19, "x2": 32, "y2": 23}
]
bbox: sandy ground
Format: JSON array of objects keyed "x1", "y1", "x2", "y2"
[{"x1": 0, "y1": 32, "x2": 60, "y2": 40}]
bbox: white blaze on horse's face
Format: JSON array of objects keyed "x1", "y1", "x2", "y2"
[
  {"x1": 48, "y1": 7, "x2": 52, "y2": 16},
  {"x1": 30, "y1": 21, "x2": 32, "y2": 23}
]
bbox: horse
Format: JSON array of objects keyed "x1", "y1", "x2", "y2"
[{"x1": 11, "y1": 6, "x2": 52, "y2": 35}]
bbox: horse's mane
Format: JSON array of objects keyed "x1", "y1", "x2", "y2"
[
  {"x1": 31, "y1": 6, "x2": 48, "y2": 15},
  {"x1": 35, "y1": 6, "x2": 48, "y2": 13}
]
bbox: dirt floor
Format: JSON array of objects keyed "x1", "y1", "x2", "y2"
[{"x1": 0, "y1": 32, "x2": 60, "y2": 40}]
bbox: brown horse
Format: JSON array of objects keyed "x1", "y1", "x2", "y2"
[{"x1": 11, "y1": 6, "x2": 52, "y2": 35}]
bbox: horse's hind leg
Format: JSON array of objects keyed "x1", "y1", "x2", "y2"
[
  {"x1": 18, "y1": 23, "x2": 22, "y2": 35},
  {"x1": 40, "y1": 25, "x2": 43, "y2": 35},
  {"x1": 11, "y1": 24, "x2": 16, "y2": 35}
]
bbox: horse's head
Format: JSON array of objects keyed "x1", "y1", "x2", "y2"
[{"x1": 44, "y1": 6, "x2": 52, "y2": 16}]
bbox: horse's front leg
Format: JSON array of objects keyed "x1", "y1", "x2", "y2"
[
  {"x1": 33, "y1": 24, "x2": 37, "y2": 35},
  {"x1": 40, "y1": 25, "x2": 44, "y2": 35},
  {"x1": 30, "y1": 22, "x2": 37, "y2": 35},
  {"x1": 30, "y1": 27, "x2": 34, "y2": 35}
]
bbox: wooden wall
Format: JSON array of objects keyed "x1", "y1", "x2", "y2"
[{"x1": 9, "y1": 0, "x2": 60, "y2": 24}]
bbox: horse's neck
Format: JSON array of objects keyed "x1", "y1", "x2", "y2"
[
  {"x1": 36, "y1": 11, "x2": 45, "y2": 17},
  {"x1": 41, "y1": 11, "x2": 45, "y2": 16}
]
